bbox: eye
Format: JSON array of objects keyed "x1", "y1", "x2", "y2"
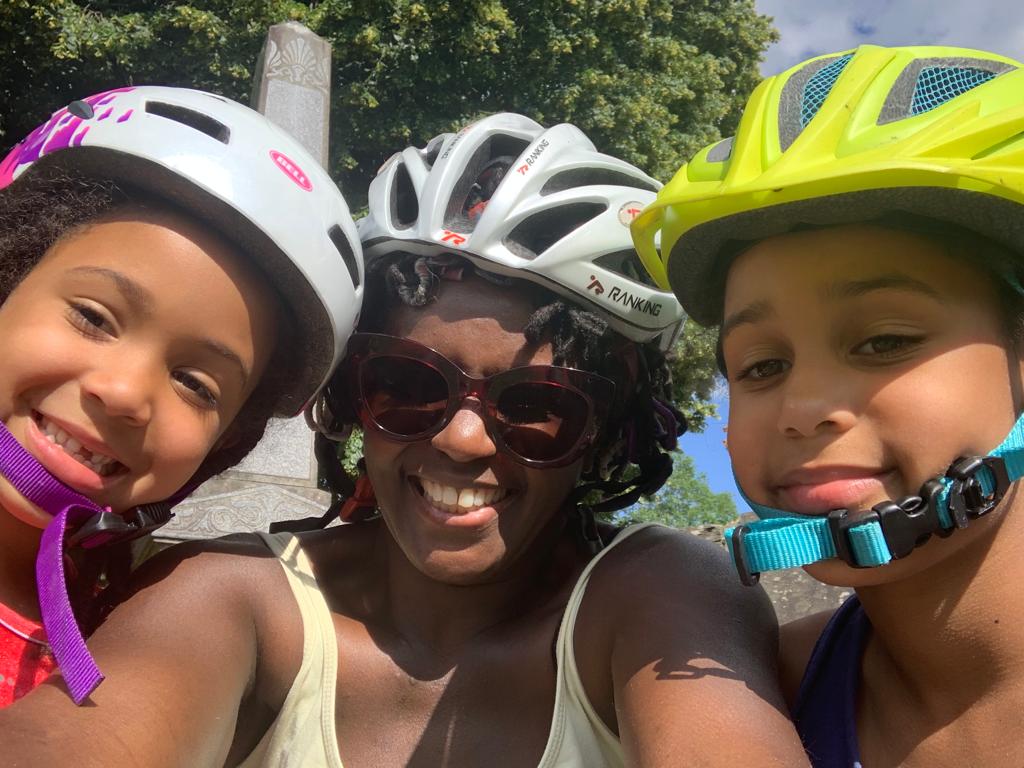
[
  {"x1": 172, "y1": 370, "x2": 218, "y2": 409},
  {"x1": 851, "y1": 334, "x2": 924, "y2": 358},
  {"x1": 734, "y1": 358, "x2": 790, "y2": 382},
  {"x1": 66, "y1": 302, "x2": 114, "y2": 337}
]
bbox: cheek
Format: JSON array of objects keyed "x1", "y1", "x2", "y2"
[
  {"x1": 870, "y1": 344, "x2": 1016, "y2": 467},
  {"x1": 361, "y1": 431, "x2": 405, "y2": 494},
  {"x1": 725, "y1": 394, "x2": 771, "y2": 490}
]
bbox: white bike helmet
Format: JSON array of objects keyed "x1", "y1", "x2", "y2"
[
  {"x1": 358, "y1": 113, "x2": 683, "y2": 350},
  {"x1": 0, "y1": 85, "x2": 363, "y2": 414}
]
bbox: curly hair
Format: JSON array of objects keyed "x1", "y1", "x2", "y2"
[{"x1": 319, "y1": 252, "x2": 685, "y2": 529}]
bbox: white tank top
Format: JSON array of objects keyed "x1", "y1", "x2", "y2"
[{"x1": 240, "y1": 525, "x2": 658, "y2": 767}]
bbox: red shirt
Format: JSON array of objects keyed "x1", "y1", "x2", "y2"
[{"x1": 0, "y1": 602, "x2": 56, "y2": 706}]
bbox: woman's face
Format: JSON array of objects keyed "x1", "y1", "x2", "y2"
[
  {"x1": 721, "y1": 224, "x2": 1022, "y2": 585},
  {"x1": 362, "y1": 276, "x2": 585, "y2": 585}
]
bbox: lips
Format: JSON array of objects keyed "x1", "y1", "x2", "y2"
[{"x1": 773, "y1": 466, "x2": 893, "y2": 515}]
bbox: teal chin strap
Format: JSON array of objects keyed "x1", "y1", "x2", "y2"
[{"x1": 726, "y1": 412, "x2": 1024, "y2": 586}]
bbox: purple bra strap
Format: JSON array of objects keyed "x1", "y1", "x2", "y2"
[{"x1": 0, "y1": 422, "x2": 106, "y2": 704}]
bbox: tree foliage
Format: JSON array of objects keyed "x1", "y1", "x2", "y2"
[
  {"x1": 1, "y1": 0, "x2": 769, "y2": 525},
  {"x1": 2, "y1": 0, "x2": 775, "y2": 206},
  {"x1": 618, "y1": 451, "x2": 736, "y2": 527}
]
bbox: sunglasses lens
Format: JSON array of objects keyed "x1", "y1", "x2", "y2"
[
  {"x1": 361, "y1": 356, "x2": 449, "y2": 437},
  {"x1": 495, "y1": 382, "x2": 590, "y2": 463}
]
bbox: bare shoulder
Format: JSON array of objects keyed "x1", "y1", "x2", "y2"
[
  {"x1": 779, "y1": 609, "x2": 834, "y2": 708},
  {"x1": 587, "y1": 524, "x2": 775, "y2": 633},
  {"x1": 575, "y1": 525, "x2": 809, "y2": 766}
]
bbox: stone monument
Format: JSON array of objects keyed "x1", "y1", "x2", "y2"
[{"x1": 156, "y1": 22, "x2": 334, "y2": 542}]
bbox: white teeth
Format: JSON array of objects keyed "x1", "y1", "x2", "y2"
[
  {"x1": 35, "y1": 415, "x2": 119, "y2": 476},
  {"x1": 420, "y1": 479, "x2": 508, "y2": 514}
]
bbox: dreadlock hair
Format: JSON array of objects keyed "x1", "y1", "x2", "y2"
[
  {"x1": 0, "y1": 167, "x2": 303, "y2": 631},
  {"x1": 320, "y1": 252, "x2": 684, "y2": 525}
]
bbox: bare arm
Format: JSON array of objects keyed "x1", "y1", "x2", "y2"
[
  {"x1": 0, "y1": 539, "x2": 280, "y2": 768},
  {"x1": 578, "y1": 527, "x2": 811, "y2": 767}
]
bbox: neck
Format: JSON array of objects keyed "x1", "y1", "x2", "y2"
[
  {"x1": 856, "y1": 488, "x2": 1024, "y2": 733},
  {"x1": 377, "y1": 515, "x2": 579, "y2": 655}
]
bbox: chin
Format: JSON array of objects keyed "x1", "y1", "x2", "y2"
[{"x1": 416, "y1": 545, "x2": 513, "y2": 585}]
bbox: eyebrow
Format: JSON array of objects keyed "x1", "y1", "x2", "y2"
[
  {"x1": 824, "y1": 273, "x2": 945, "y2": 302},
  {"x1": 68, "y1": 266, "x2": 154, "y2": 312},
  {"x1": 720, "y1": 300, "x2": 775, "y2": 339},
  {"x1": 198, "y1": 338, "x2": 250, "y2": 386}
]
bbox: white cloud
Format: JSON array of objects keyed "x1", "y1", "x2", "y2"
[{"x1": 755, "y1": 0, "x2": 1024, "y2": 74}]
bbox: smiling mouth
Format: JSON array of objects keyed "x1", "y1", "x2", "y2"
[
  {"x1": 417, "y1": 477, "x2": 510, "y2": 514},
  {"x1": 34, "y1": 412, "x2": 124, "y2": 477}
]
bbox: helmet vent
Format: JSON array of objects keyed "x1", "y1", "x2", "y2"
[
  {"x1": 878, "y1": 57, "x2": 1016, "y2": 125},
  {"x1": 444, "y1": 135, "x2": 530, "y2": 231},
  {"x1": 777, "y1": 53, "x2": 854, "y2": 151},
  {"x1": 540, "y1": 168, "x2": 659, "y2": 196},
  {"x1": 911, "y1": 66, "x2": 999, "y2": 116},
  {"x1": 503, "y1": 202, "x2": 606, "y2": 260},
  {"x1": 593, "y1": 249, "x2": 658, "y2": 288},
  {"x1": 424, "y1": 135, "x2": 446, "y2": 168},
  {"x1": 328, "y1": 224, "x2": 361, "y2": 289},
  {"x1": 706, "y1": 137, "x2": 734, "y2": 163},
  {"x1": 800, "y1": 54, "x2": 853, "y2": 128},
  {"x1": 391, "y1": 162, "x2": 419, "y2": 228},
  {"x1": 144, "y1": 101, "x2": 230, "y2": 144}
]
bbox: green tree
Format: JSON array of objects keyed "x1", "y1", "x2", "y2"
[
  {"x1": 618, "y1": 451, "x2": 736, "y2": 527},
  {"x1": 2, "y1": 0, "x2": 767, "y2": 525},
  {"x1": 1, "y1": 0, "x2": 775, "y2": 207}
]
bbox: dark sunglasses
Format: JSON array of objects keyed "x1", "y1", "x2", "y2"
[{"x1": 341, "y1": 333, "x2": 615, "y2": 468}]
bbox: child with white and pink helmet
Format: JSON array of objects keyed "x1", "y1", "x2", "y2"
[{"x1": 0, "y1": 86, "x2": 362, "y2": 706}]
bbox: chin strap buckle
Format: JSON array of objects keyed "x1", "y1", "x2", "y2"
[
  {"x1": 946, "y1": 455, "x2": 1009, "y2": 528},
  {"x1": 827, "y1": 455, "x2": 1010, "y2": 567},
  {"x1": 65, "y1": 502, "x2": 174, "y2": 549},
  {"x1": 730, "y1": 524, "x2": 760, "y2": 586}
]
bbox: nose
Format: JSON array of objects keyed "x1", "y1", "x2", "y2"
[
  {"x1": 431, "y1": 399, "x2": 497, "y2": 463},
  {"x1": 776, "y1": 361, "x2": 856, "y2": 438},
  {"x1": 80, "y1": 358, "x2": 155, "y2": 426}
]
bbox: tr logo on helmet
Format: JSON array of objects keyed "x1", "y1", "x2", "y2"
[{"x1": 587, "y1": 275, "x2": 605, "y2": 296}]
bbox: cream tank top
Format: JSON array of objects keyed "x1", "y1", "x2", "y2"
[{"x1": 240, "y1": 524, "x2": 658, "y2": 768}]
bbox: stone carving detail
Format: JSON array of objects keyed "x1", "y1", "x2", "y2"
[
  {"x1": 263, "y1": 34, "x2": 330, "y2": 93},
  {"x1": 158, "y1": 485, "x2": 330, "y2": 542}
]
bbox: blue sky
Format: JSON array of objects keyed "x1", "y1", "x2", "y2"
[{"x1": 678, "y1": 0, "x2": 1024, "y2": 510}]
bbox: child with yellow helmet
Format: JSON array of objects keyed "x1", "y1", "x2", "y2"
[{"x1": 634, "y1": 44, "x2": 1024, "y2": 766}]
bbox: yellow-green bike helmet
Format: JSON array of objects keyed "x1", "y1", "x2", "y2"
[
  {"x1": 631, "y1": 44, "x2": 1024, "y2": 585},
  {"x1": 632, "y1": 44, "x2": 1024, "y2": 326}
]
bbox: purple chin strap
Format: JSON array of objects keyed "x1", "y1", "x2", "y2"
[{"x1": 0, "y1": 423, "x2": 174, "y2": 704}]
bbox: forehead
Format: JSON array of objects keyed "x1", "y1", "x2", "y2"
[
  {"x1": 387, "y1": 275, "x2": 554, "y2": 370},
  {"x1": 723, "y1": 223, "x2": 999, "y2": 312}
]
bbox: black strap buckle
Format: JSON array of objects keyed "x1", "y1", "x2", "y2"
[
  {"x1": 67, "y1": 503, "x2": 174, "y2": 549},
  {"x1": 730, "y1": 524, "x2": 760, "y2": 586},
  {"x1": 945, "y1": 455, "x2": 1009, "y2": 529},
  {"x1": 828, "y1": 477, "x2": 946, "y2": 566}
]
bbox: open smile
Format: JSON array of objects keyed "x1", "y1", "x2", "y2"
[
  {"x1": 32, "y1": 411, "x2": 126, "y2": 478},
  {"x1": 408, "y1": 475, "x2": 515, "y2": 528}
]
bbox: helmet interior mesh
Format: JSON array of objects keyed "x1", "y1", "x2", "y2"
[
  {"x1": 800, "y1": 54, "x2": 854, "y2": 128},
  {"x1": 911, "y1": 66, "x2": 999, "y2": 115}
]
